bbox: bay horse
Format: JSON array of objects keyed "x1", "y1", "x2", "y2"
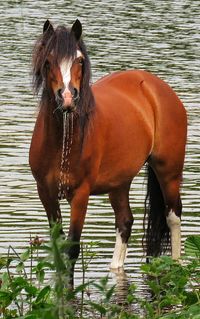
[{"x1": 30, "y1": 19, "x2": 187, "y2": 286}]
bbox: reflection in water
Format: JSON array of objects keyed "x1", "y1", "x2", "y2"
[
  {"x1": 111, "y1": 269, "x2": 130, "y2": 305},
  {"x1": 0, "y1": 0, "x2": 199, "y2": 299}
]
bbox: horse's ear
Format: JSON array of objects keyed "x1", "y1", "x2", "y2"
[
  {"x1": 71, "y1": 19, "x2": 82, "y2": 41},
  {"x1": 43, "y1": 19, "x2": 54, "y2": 35}
]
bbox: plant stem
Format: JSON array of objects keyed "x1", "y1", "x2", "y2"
[
  {"x1": 29, "y1": 235, "x2": 33, "y2": 312},
  {"x1": 7, "y1": 246, "x2": 22, "y2": 316},
  {"x1": 81, "y1": 242, "x2": 85, "y2": 318}
]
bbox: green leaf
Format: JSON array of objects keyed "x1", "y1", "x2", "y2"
[
  {"x1": 52, "y1": 242, "x2": 66, "y2": 273},
  {"x1": 16, "y1": 261, "x2": 25, "y2": 273},
  {"x1": 33, "y1": 260, "x2": 55, "y2": 272},
  {"x1": 51, "y1": 223, "x2": 62, "y2": 239},
  {"x1": 147, "y1": 280, "x2": 160, "y2": 295},
  {"x1": 20, "y1": 248, "x2": 30, "y2": 261},
  {"x1": 128, "y1": 283, "x2": 137, "y2": 294},
  {"x1": 35, "y1": 285, "x2": 51, "y2": 304},
  {"x1": 185, "y1": 235, "x2": 200, "y2": 257},
  {"x1": 105, "y1": 284, "x2": 115, "y2": 302},
  {"x1": 183, "y1": 304, "x2": 200, "y2": 318},
  {"x1": 74, "y1": 282, "x2": 90, "y2": 294},
  {"x1": 140, "y1": 263, "x2": 151, "y2": 273},
  {"x1": 141, "y1": 299, "x2": 154, "y2": 318},
  {"x1": 183, "y1": 291, "x2": 199, "y2": 306},
  {"x1": 88, "y1": 301, "x2": 107, "y2": 315},
  {"x1": 160, "y1": 294, "x2": 180, "y2": 309},
  {"x1": 1, "y1": 272, "x2": 10, "y2": 289},
  {"x1": 127, "y1": 293, "x2": 135, "y2": 304},
  {"x1": 36, "y1": 269, "x2": 45, "y2": 283},
  {"x1": 93, "y1": 282, "x2": 105, "y2": 292},
  {"x1": 0, "y1": 291, "x2": 13, "y2": 307},
  {"x1": 0, "y1": 256, "x2": 8, "y2": 269},
  {"x1": 24, "y1": 284, "x2": 38, "y2": 296},
  {"x1": 11, "y1": 276, "x2": 28, "y2": 288},
  {"x1": 100, "y1": 276, "x2": 109, "y2": 287}
]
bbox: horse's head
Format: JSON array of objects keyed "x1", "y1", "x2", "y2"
[
  {"x1": 44, "y1": 19, "x2": 83, "y2": 113},
  {"x1": 33, "y1": 19, "x2": 94, "y2": 115}
]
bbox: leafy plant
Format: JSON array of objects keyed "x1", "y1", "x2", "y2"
[
  {"x1": 0, "y1": 233, "x2": 199, "y2": 319},
  {"x1": 139, "y1": 235, "x2": 200, "y2": 318},
  {"x1": 185, "y1": 235, "x2": 200, "y2": 258}
]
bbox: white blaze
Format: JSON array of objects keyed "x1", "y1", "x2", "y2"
[
  {"x1": 60, "y1": 59, "x2": 72, "y2": 89},
  {"x1": 166, "y1": 210, "x2": 181, "y2": 260},
  {"x1": 60, "y1": 50, "x2": 83, "y2": 89},
  {"x1": 60, "y1": 50, "x2": 83, "y2": 107},
  {"x1": 110, "y1": 229, "x2": 127, "y2": 270}
]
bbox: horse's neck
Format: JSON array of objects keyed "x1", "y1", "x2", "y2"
[
  {"x1": 39, "y1": 90, "x2": 88, "y2": 152},
  {"x1": 41, "y1": 112, "x2": 61, "y2": 146}
]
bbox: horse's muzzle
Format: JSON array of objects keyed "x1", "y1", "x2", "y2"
[{"x1": 55, "y1": 88, "x2": 79, "y2": 113}]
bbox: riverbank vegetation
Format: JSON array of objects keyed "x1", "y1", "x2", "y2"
[{"x1": 0, "y1": 226, "x2": 199, "y2": 318}]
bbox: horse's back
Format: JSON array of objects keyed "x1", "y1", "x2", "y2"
[{"x1": 92, "y1": 70, "x2": 156, "y2": 130}]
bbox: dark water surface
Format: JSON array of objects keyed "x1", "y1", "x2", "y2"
[{"x1": 0, "y1": 0, "x2": 199, "y2": 298}]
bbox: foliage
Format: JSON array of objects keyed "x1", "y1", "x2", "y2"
[
  {"x1": 185, "y1": 235, "x2": 200, "y2": 258},
  {"x1": 0, "y1": 232, "x2": 199, "y2": 319},
  {"x1": 140, "y1": 256, "x2": 200, "y2": 318}
]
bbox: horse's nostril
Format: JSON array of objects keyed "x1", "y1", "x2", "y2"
[
  {"x1": 55, "y1": 89, "x2": 64, "y2": 104},
  {"x1": 57, "y1": 89, "x2": 63, "y2": 99},
  {"x1": 73, "y1": 88, "x2": 77, "y2": 97},
  {"x1": 73, "y1": 88, "x2": 79, "y2": 101}
]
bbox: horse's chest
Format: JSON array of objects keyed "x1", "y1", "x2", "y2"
[{"x1": 47, "y1": 160, "x2": 82, "y2": 195}]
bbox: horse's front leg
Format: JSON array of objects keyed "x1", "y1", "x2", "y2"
[
  {"x1": 67, "y1": 183, "x2": 90, "y2": 287},
  {"x1": 37, "y1": 183, "x2": 63, "y2": 230}
]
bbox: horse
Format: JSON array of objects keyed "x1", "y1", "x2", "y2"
[{"x1": 29, "y1": 19, "x2": 187, "y2": 286}]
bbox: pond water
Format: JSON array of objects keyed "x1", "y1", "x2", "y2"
[{"x1": 0, "y1": 0, "x2": 200, "y2": 300}]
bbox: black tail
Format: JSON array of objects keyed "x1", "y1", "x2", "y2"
[{"x1": 143, "y1": 165, "x2": 170, "y2": 257}]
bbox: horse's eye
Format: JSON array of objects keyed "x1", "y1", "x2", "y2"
[
  {"x1": 76, "y1": 57, "x2": 83, "y2": 65},
  {"x1": 79, "y1": 58, "x2": 83, "y2": 65}
]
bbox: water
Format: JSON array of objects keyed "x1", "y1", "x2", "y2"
[{"x1": 0, "y1": 0, "x2": 200, "y2": 298}]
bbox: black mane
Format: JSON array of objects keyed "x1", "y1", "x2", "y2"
[{"x1": 32, "y1": 24, "x2": 95, "y2": 118}]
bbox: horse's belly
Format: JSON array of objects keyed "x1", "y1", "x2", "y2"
[{"x1": 92, "y1": 138, "x2": 151, "y2": 194}]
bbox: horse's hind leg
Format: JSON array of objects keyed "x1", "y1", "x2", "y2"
[
  {"x1": 109, "y1": 183, "x2": 133, "y2": 270},
  {"x1": 151, "y1": 162, "x2": 183, "y2": 259},
  {"x1": 161, "y1": 176, "x2": 182, "y2": 259}
]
